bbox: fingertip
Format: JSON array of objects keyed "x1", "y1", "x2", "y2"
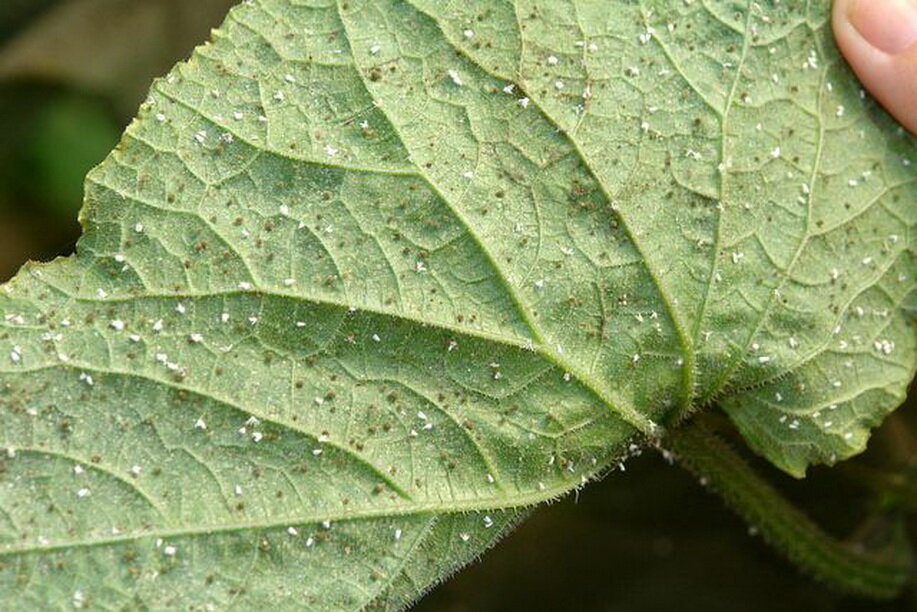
[{"x1": 832, "y1": 0, "x2": 917, "y2": 134}]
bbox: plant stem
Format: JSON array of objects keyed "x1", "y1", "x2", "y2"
[{"x1": 665, "y1": 421, "x2": 912, "y2": 599}]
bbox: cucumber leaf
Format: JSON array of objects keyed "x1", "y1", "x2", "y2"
[{"x1": 0, "y1": 0, "x2": 914, "y2": 608}]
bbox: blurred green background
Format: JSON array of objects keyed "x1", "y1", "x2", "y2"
[{"x1": 1, "y1": 2, "x2": 916, "y2": 610}]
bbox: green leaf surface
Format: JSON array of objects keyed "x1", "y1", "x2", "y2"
[{"x1": 0, "y1": 0, "x2": 914, "y2": 608}]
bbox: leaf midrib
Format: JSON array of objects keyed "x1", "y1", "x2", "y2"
[
  {"x1": 9, "y1": 271, "x2": 650, "y2": 449},
  {"x1": 395, "y1": 0, "x2": 696, "y2": 422},
  {"x1": 700, "y1": 50, "x2": 830, "y2": 403},
  {"x1": 0, "y1": 452, "x2": 603, "y2": 559},
  {"x1": 335, "y1": 0, "x2": 679, "y2": 437},
  {"x1": 115, "y1": 90, "x2": 656, "y2": 436},
  {"x1": 100, "y1": 3, "x2": 666, "y2": 438}
]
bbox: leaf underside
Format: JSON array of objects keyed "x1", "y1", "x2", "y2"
[{"x1": 0, "y1": 0, "x2": 914, "y2": 608}]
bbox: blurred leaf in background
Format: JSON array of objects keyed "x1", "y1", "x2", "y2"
[
  {"x1": 0, "y1": 2, "x2": 915, "y2": 610},
  {"x1": 0, "y1": 0, "x2": 236, "y2": 281},
  {"x1": 0, "y1": 82, "x2": 118, "y2": 280},
  {"x1": 0, "y1": 0, "x2": 58, "y2": 43},
  {"x1": 0, "y1": 0, "x2": 238, "y2": 114}
]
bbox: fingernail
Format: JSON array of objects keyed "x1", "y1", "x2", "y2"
[{"x1": 850, "y1": 0, "x2": 917, "y2": 54}]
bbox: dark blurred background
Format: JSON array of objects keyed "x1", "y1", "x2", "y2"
[
  {"x1": 0, "y1": 0, "x2": 236, "y2": 279},
  {"x1": 1, "y1": 2, "x2": 915, "y2": 611}
]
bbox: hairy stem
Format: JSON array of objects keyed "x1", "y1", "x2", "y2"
[{"x1": 665, "y1": 421, "x2": 912, "y2": 599}]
